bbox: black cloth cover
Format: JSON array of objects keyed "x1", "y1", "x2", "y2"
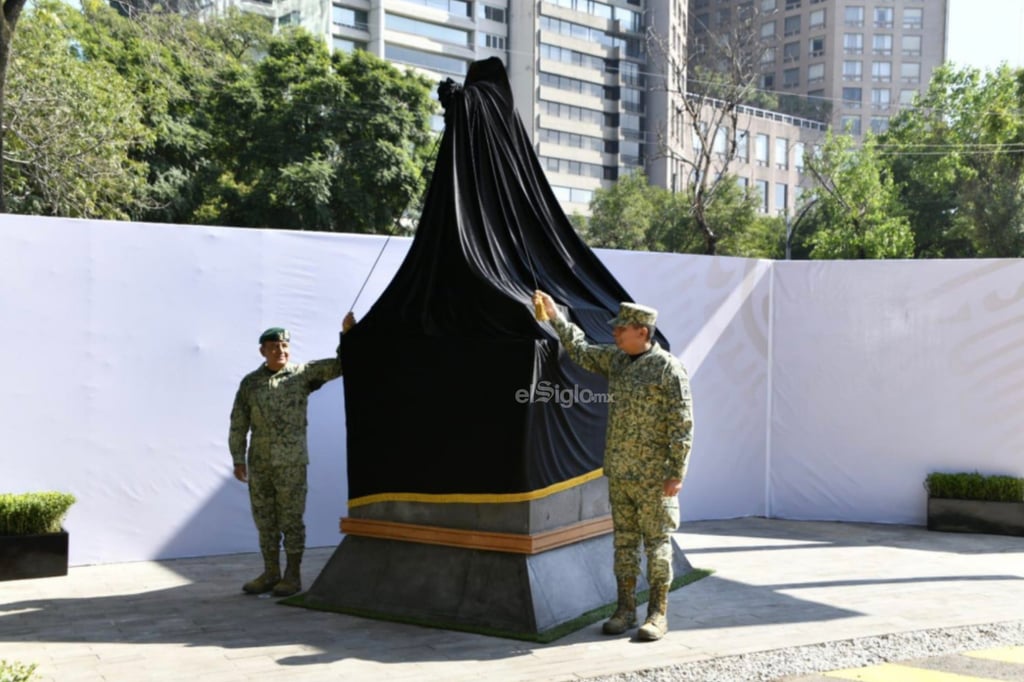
[{"x1": 341, "y1": 58, "x2": 668, "y2": 501}]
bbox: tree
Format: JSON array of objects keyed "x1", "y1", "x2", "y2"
[
  {"x1": 0, "y1": 0, "x2": 28, "y2": 212},
  {"x1": 646, "y1": 4, "x2": 771, "y2": 254},
  {"x1": 583, "y1": 171, "x2": 667, "y2": 251},
  {"x1": 801, "y1": 132, "x2": 914, "y2": 259},
  {"x1": 3, "y1": 6, "x2": 150, "y2": 218},
  {"x1": 580, "y1": 170, "x2": 766, "y2": 256},
  {"x1": 203, "y1": 30, "x2": 435, "y2": 232},
  {"x1": 881, "y1": 64, "x2": 1024, "y2": 257},
  {"x1": 61, "y1": 1, "x2": 271, "y2": 223}
]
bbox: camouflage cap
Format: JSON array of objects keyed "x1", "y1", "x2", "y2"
[
  {"x1": 258, "y1": 327, "x2": 290, "y2": 344},
  {"x1": 608, "y1": 302, "x2": 658, "y2": 327}
]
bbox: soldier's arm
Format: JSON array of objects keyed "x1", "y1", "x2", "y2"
[
  {"x1": 304, "y1": 313, "x2": 357, "y2": 389},
  {"x1": 228, "y1": 384, "x2": 251, "y2": 467},
  {"x1": 551, "y1": 317, "x2": 617, "y2": 377},
  {"x1": 662, "y1": 364, "x2": 693, "y2": 484},
  {"x1": 535, "y1": 290, "x2": 616, "y2": 377}
]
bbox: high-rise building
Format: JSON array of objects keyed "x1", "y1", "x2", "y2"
[
  {"x1": 692, "y1": 0, "x2": 948, "y2": 137},
  {"x1": 196, "y1": 0, "x2": 858, "y2": 218}
]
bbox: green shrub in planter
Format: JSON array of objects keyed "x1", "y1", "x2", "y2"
[
  {"x1": 0, "y1": 492, "x2": 76, "y2": 535},
  {"x1": 924, "y1": 471, "x2": 1024, "y2": 503},
  {"x1": 0, "y1": 659, "x2": 38, "y2": 682}
]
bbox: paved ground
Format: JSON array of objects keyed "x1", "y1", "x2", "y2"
[{"x1": 1, "y1": 517, "x2": 1022, "y2": 682}]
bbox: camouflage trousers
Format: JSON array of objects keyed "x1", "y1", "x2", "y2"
[
  {"x1": 608, "y1": 478, "x2": 681, "y2": 588},
  {"x1": 248, "y1": 463, "x2": 307, "y2": 557}
]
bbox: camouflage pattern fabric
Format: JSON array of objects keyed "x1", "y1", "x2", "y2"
[
  {"x1": 609, "y1": 478, "x2": 680, "y2": 583},
  {"x1": 248, "y1": 463, "x2": 308, "y2": 555},
  {"x1": 229, "y1": 337, "x2": 343, "y2": 553},
  {"x1": 551, "y1": 318, "x2": 693, "y2": 483},
  {"x1": 551, "y1": 317, "x2": 693, "y2": 585}
]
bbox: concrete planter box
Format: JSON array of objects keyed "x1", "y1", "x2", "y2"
[
  {"x1": 927, "y1": 498, "x2": 1024, "y2": 537},
  {"x1": 0, "y1": 530, "x2": 69, "y2": 581}
]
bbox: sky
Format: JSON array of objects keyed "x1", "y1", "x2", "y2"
[{"x1": 946, "y1": 0, "x2": 1024, "y2": 70}]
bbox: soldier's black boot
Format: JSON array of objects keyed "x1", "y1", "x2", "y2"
[
  {"x1": 242, "y1": 550, "x2": 280, "y2": 594},
  {"x1": 602, "y1": 576, "x2": 638, "y2": 634},
  {"x1": 272, "y1": 552, "x2": 302, "y2": 597},
  {"x1": 637, "y1": 583, "x2": 669, "y2": 641}
]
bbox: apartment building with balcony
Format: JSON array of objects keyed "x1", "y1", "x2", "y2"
[
  {"x1": 692, "y1": 0, "x2": 948, "y2": 137},
  {"x1": 200, "y1": 0, "x2": 829, "y2": 217}
]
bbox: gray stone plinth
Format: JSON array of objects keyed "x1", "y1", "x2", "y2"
[{"x1": 298, "y1": 532, "x2": 692, "y2": 637}]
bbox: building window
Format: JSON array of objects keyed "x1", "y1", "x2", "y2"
[
  {"x1": 755, "y1": 133, "x2": 770, "y2": 166},
  {"x1": 808, "y1": 36, "x2": 824, "y2": 57},
  {"x1": 762, "y1": 46, "x2": 777, "y2": 65},
  {"x1": 713, "y1": 127, "x2": 728, "y2": 156},
  {"x1": 808, "y1": 62, "x2": 824, "y2": 83},
  {"x1": 809, "y1": 8, "x2": 825, "y2": 29},
  {"x1": 404, "y1": 0, "x2": 472, "y2": 16},
  {"x1": 755, "y1": 180, "x2": 769, "y2": 213},
  {"x1": 775, "y1": 183, "x2": 788, "y2": 215},
  {"x1": 479, "y1": 33, "x2": 507, "y2": 49},
  {"x1": 775, "y1": 137, "x2": 789, "y2": 169},
  {"x1": 870, "y1": 116, "x2": 889, "y2": 134},
  {"x1": 903, "y1": 7, "x2": 923, "y2": 29},
  {"x1": 844, "y1": 33, "x2": 863, "y2": 54},
  {"x1": 842, "y1": 87, "x2": 862, "y2": 107},
  {"x1": 872, "y1": 61, "x2": 892, "y2": 82},
  {"x1": 761, "y1": 0, "x2": 777, "y2": 11},
  {"x1": 844, "y1": 6, "x2": 864, "y2": 27},
  {"x1": 843, "y1": 60, "x2": 863, "y2": 80},
  {"x1": 874, "y1": 7, "x2": 894, "y2": 28},
  {"x1": 902, "y1": 34, "x2": 922, "y2": 56},
  {"x1": 872, "y1": 34, "x2": 892, "y2": 55},
  {"x1": 793, "y1": 141, "x2": 805, "y2": 171},
  {"x1": 783, "y1": 67, "x2": 799, "y2": 87},
  {"x1": 385, "y1": 44, "x2": 467, "y2": 75},
  {"x1": 784, "y1": 15, "x2": 801, "y2": 36},
  {"x1": 333, "y1": 37, "x2": 366, "y2": 53},
  {"x1": 784, "y1": 41, "x2": 800, "y2": 61},
  {"x1": 387, "y1": 13, "x2": 471, "y2": 46},
  {"x1": 899, "y1": 89, "x2": 917, "y2": 105},
  {"x1": 736, "y1": 130, "x2": 749, "y2": 161},
  {"x1": 552, "y1": 186, "x2": 595, "y2": 205},
  {"x1": 333, "y1": 7, "x2": 368, "y2": 31},
  {"x1": 761, "y1": 20, "x2": 777, "y2": 40},
  {"x1": 871, "y1": 88, "x2": 891, "y2": 109},
  {"x1": 761, "y1": 73, "x2": 775, "y2": 89},
  {"x1": 841, "y1": 115, "x2": 862, "y2": 135},
  {"x1": 901, "y1": 62, "x2": 921, "y2": 83},
  {"x1": 481, "y1": 5, "x2": 506, "y2": 22}
]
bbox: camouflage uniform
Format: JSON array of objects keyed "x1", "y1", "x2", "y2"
[
  {"x1": 229, "y1": 335, "x2": 343, "y2": 564},
  {"x1": 550, "y1": 302, "x2": 692, "y2": 638}
]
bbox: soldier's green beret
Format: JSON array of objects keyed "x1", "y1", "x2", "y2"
[
  {"x1": 608, "y1": 302, "x2": 658, "y2": 327},
  {"x1": 258, "y1": 327, "x2": 290, "y2": 344}
]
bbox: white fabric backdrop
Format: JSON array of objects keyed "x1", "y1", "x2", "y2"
[
  {"x1": 2, "y1": 215, "x2": 1020, "y2": 565},
  {"x1": 770, "y1": 260, "x2": 1024, "y2": 523}
]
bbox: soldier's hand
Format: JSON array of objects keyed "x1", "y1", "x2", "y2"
[
  {"x1": 342, "y1": 311, "x2": 356, "y2": 334},
  {"x1": 663, "y1": 478, "x2": 682, "y2": 496},
  {"x1": 533, "y1": 290, "x2": 560, "y2": 322},
  {"x1": 234, "y1": 463, "x2": 248, "y2": 483}
]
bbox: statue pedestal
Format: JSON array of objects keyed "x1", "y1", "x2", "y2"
[{"x1": 297, "y1": 477, "x2": 692, "y2": 639}]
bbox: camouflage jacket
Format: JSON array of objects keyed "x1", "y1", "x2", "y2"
[
  {"x1": 552, "y1": 318, "x2": 693, "y2": 483},
  {"x1": 228, "y1": 336, "x2": 343, "y2": 468}
]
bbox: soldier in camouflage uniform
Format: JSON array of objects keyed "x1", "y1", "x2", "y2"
[
  {"x1": 534, "y1": 292, "x2": 693, "y2": 641},
  {"x1": 229, "y1": 313, "x2": 355, "y2": 597}
]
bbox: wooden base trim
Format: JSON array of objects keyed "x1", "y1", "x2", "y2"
[{"x1": 339, "y1": 515, "x2": 613, "y2": 555}]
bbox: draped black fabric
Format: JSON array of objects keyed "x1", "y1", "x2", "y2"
[{"x1": 341, "y1": 58, "x2": 668, "y2": 500}]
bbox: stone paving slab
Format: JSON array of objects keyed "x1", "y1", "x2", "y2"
[{"x1": 1, "y1": 518, "x2": 1022, "y2": 681}]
